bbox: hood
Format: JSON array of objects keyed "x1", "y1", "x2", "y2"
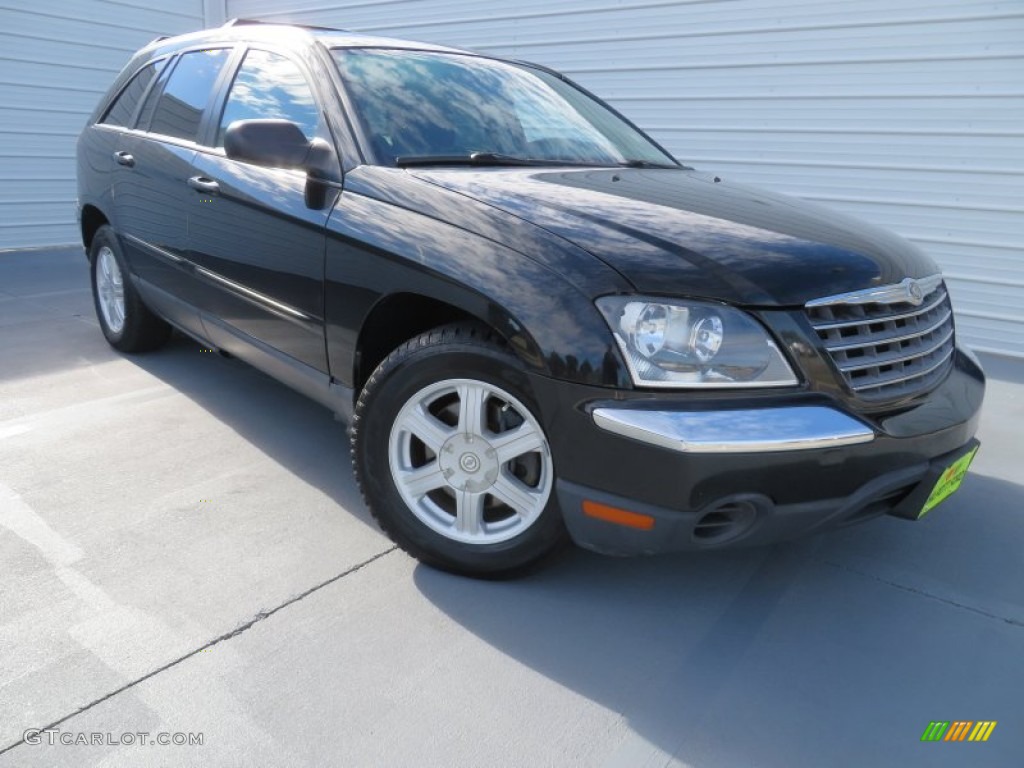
[{"x1": 407, "y1": 167, "x2": 938, "y2": 307}]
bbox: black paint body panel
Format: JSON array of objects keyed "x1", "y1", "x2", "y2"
[{"x1": 408, "y1": 166, "x2": 939, "y2": 306}]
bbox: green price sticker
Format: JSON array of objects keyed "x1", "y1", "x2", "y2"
[{"x1": 918, "y1": 446, "x2": 979, "y2": 519}]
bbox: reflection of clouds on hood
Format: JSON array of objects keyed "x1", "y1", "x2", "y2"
[
  {"x1": 347, "y1": 166, "x2": 629, "y2": 297},
  {"x1": 409, "y1": 167, "x2": 900, "y2": 303}
]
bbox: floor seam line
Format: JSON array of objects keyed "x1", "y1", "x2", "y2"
[
  {"x1": 820, "y1": 558, "x2": 1024, "y2": 628},
  {"x1": 0, "y1": 545, "x2": 398, "y2": 756}
]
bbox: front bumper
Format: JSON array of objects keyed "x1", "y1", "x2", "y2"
[{"x1": 530, "y1": 346, "x2": 985, "y2": 555}]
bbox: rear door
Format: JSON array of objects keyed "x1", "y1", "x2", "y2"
[
  {"x1": 113, "y1": 47, "x2": 234, "y2": 329},
  {"x1": 186, "y1": 46, "x2": 337, "y2": 372},
  {"x1": 82, "y1": 57, "x2": 166, "y2": 235}
]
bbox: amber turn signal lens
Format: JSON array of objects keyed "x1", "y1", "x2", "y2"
[{"x1": 582, "y1": 500, "x2": 655, "y2": 530}]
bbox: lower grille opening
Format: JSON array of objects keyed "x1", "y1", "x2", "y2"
[{"x1": 692, "y1": 500, "x2": 759, "y2": 544}]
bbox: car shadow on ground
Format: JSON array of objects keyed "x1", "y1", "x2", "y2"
[
  {"x1": 126, "y1": 332, "x2": 375, "y2": 529},
  {"x1": 413, "y1": 473, "x2": 1024, "y2": 767}
]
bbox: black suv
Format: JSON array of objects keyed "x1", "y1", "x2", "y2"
[{"x1": 77, "y1": 20, "x2": 984, "y2": 576}]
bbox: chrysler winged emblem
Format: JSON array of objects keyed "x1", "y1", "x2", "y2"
[
  {"x1": 805, "y1": 274, "x2": 943, "y2": 309},
  {"x1": 903, "y1": 277, "x2": 925, "y2": 306}
]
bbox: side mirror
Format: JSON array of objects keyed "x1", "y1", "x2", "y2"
[
  {"x1": 224, "y1": 119, "x2": 332, "y2": 174},
  {"x1": 224, "y1": 119, "x2": 309, "y2": 168}
]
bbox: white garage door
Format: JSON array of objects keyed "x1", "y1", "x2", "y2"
[
  {"x1": 0, "y1": 1, "x2": 209, "y2": 250},
  {"x1": 229, "y1": 0, "x2": 1024, "y2": 357}
]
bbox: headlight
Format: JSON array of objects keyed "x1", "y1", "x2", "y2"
[{"x1": 596, "y1": 297, "x2": 798, "y2": 388}]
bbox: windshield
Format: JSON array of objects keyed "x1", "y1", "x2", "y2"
[{"x1": 331, "y1": 48, "x2": 678, "y2": 168}]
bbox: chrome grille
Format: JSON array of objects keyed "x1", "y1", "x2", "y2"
[{"x1": 805, "y1": 275, "x2": 955, "y2": 401}]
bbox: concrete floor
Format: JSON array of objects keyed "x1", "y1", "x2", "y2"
[{"x1": 1, "y1": 246, "x2": 1021, "y2": 767}]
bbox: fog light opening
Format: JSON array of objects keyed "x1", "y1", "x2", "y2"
[{"x1": 692, "y1": 499, "x2": 759, "y2": 543}]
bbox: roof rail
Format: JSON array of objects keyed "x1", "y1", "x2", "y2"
[{"x1": 222, "y1": 18, "x2": 347, "y2": 32}]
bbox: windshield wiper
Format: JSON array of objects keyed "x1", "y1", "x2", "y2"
[
  {"x1": 618, "y1": 159, "x2": 689, "y2": 169},
  {"x1": 395, "y1": 152, "x2": 590, "y2": 168},
  {"x1": 395, "y1": 153, "x2": 688, "y2": 170}
]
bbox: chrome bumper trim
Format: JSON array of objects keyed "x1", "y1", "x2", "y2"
[{"x1": 592, "y1": 406, "x2": 875, "y2": 453}]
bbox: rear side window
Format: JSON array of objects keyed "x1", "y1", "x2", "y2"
[
  {"x1": 101, "y1": 61, "x2": 161, "y2": 127},
  {"x1": 136, "y1": 61, "x2": 172, "y2": 131},
  {"x1": 216, "y1": 49, "x2": 322, "y2": 146},
  {"x1": 147, "y1": 49, "x2": 231, "y2": 142}
]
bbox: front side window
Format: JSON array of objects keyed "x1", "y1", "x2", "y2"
[
  {"x1": 101, "y1": 61, "x2": 161, "y2": 127},
  {"x1": 217, "y1": 49, "x2": 322, "y2": 146},
  {"x1": 331, "y1": 48, "x2": 676, "y2": 167},
  {"x1": 148, "y1": 49, "x2": 230, "y2": 142}
]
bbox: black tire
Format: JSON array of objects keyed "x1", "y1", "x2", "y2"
[
  {"x1": 89, "y1": 225, "x2": 171, "y2": 352},
  {"x1": 352, "y1": 324, "x2": 567, "y2": 578}
]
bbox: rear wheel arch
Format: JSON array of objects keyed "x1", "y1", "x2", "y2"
[
  {"x1": 89, "y1": 224, "x2": 171, "y2": 352},
  {"x1": 80, "y1": 205, "x2": 110, "y2": 255}
]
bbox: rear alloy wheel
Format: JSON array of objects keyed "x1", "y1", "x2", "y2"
[
  {"x1": 95, "y1": 245, "x2": 126, "y2": 334},
  {"x1": 89, "y1": 225, "x2": 171, "y2": 352},
  {"x1": 353, "y1": 325, "x2": 565, "y2": 577}
]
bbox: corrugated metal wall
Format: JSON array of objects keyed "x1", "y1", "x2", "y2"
[
  {"x1": 1, "y1": 2, "x2": 1018, "y2": 355},
  {"x1": 0, "y1": 1, "x2": 209, "y2": 250},
  {"x1": 229, "y1": 0, "x2": 1024, "y2": 357}
]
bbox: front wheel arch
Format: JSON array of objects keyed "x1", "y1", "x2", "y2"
[{"x1": 353, "y1": 291, "x2": 547, "y2": 393}]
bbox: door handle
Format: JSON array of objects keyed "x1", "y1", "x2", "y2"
[
  {"x1": 113, "y1": 151, "x2": 135, "y2": 167},
  {"x1": 187, "y1": 176, "x2": 220, "y2": 195}
]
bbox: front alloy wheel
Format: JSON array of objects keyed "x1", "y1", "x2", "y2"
[
  {"x1": 353, "y1": 324, "x2": 566, "y2": 577},
  {"x1": 389, "y1": 378, "x2": 553, "y2": 545}
]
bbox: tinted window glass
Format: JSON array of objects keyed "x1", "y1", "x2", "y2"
[
  {"x1": 102, "y1": 62, "x2": 160, "y2": 127},
  {"x1": 136, "y1": 60, "x2": 172, "y2": 131},
  {"x1": 148, "y1": 49, "x2": 230, "y2": 141},
  {"x1": 332, "y1": 49, "x2": 675, "y2": 167},
  {"x1": 217, "y1": 49, "x2": 322, "y2": 146}
]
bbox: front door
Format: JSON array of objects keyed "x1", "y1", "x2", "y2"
[{"x1": 186, "y1": 47, "x2": 334, "y2": 372}]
